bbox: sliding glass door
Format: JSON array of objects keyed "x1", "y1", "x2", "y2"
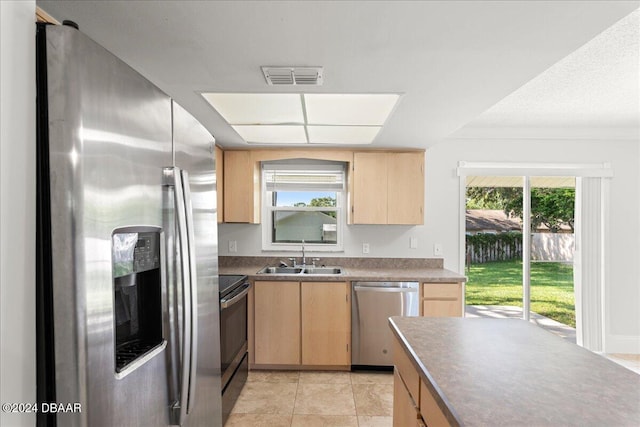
[
  {"x1": 464, "y1": 175, "x2": 577, "y2": 338},
  {"x1": 528, "y1": 177, "x2": 576, "y2": 336}
]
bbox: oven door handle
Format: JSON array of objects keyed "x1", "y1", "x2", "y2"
[{"x1": 221, "y1": 284, "x2": 251, "y2": 309}]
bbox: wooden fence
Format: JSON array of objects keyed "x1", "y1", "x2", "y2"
[
  {"x1": 466, "y1": 232, "x2": 523, "y2": 264},
  {"x1": 466, "y1": 232, "x2": 575, "y2": 264}
]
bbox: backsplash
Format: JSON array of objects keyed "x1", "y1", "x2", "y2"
[{"x1": 219, "y1": 256, "x2": 444, "y2": 269}]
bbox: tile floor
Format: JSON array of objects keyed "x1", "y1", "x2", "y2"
[{"x1": 226, "y1": 370, "x2": 394, "y2": 427}]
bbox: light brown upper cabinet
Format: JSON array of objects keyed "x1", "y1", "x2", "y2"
[
  {"x1": 215, "y1": 145, "x2": 224, "y2": 223},
  {"x1": 352, "y1": 151, "x2": 424, "y2": 225},
  {"x1": 223, "y1": 150, "x2": 260, "y2": 223}
]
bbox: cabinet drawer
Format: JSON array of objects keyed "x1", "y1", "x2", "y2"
[
  {"x1": 422, "y1": 300, "x2": 463, "y2": 317},
  {"x1": 392, "y1": 338, "x2": 420, "y2": 400},
  {"x1": 420, "y1": 378, "x2": 450, "y2": 427},
  {"x1": 422, "y1": 283, "x2": 461, "y2": 299}
]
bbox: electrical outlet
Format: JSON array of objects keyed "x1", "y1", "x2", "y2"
[
  {"x1": 228, "y1": 240, "x2": 237, "y2": 253},
  {"x1": 362, "y1": 243, "x2": 370, "y2": 254},
  {"x1": 410, "y1": 237, "x2": 418, "y2": 249},
  {"x1": 434, "y1": 243, "x2": 443, "y2": 256}
]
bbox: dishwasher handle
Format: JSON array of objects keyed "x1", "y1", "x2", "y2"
[{"x1": 353, "y1": 285, "x2": 418, "y2": 293}]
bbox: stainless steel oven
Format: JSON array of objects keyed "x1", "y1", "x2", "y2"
[{"x1": 219, "y1": 274, "x2": 250, "y2": 424}]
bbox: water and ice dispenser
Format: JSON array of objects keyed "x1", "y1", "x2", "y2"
[{"x1": 112, "y1": 228, "x2": 163, "y2": 373}]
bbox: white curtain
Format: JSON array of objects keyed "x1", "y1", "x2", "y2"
[{"x1": 574, "y1": 177, "x2": 607, "y2": 352}]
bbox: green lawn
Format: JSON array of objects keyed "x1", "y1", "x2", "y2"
[{"x1": 465, "y1": 260, "x2": 575, "y2": 327}]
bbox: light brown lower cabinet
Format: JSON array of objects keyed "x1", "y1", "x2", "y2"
[
  {"x1": 301, "y1": 281, "x2": 350, "y2": 366},
  {"x1": 253, "y1": 280, "x2": 350, "y2": 368},
  {"x1": 393, "y1": 369, "x2": 420, "y2": 427},
  {"x1": 253, "y1": 281, "x2": 300, "y2": 365},
  {"x1": 421, "y1": 283, "x2": 463, "y2": 317},
  {"x1": 393, "y1": 334, "x2": 451, "y2": 427},
  {"x1": 420, "y1": 378, "x2": 451, "y2": 427}
]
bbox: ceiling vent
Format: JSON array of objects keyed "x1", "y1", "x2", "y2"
[{"x1": 261, "y1": 66, "x2": 324, "y2": 86}]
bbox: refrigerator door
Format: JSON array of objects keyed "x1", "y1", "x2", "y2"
[
  {"x1": 37, "y1": 25, "x2": 174, "y2": 426},
  {"x1": 172, "y1": 101, "x2": 222, "y2": 426}
]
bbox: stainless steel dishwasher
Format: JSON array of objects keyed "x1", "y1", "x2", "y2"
[{"x1": 351, "y1": 281, "x2": 419, "y2": 367}]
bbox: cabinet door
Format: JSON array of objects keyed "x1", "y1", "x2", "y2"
[
  {"x1": 393, "y1": 369, "x2": 419, "y2": 427},
  {"x1": 420, "y1": 379, "x2": 451, "y2": 427},
  {"x1": 254, "y1": 281, "x2": 300, "y2": 365},
  {"x1": 301, "y1": 282, "x2": 350, "y2": 366},
  {"x1": 387, "y1": 152, "x2": 424, "y2": 225},
  {"x1": 215, "y1": 145, "x2": 224, "y2": 223},
  {"x1": 223, "y1": 150, "x2": 259, "y2": 223},
  {"x1": 353, "y1": 152, "x2": 388, "y2": 224},
  {"x1": 421, "y1": 283, "x2": 463, "y2": 317}
]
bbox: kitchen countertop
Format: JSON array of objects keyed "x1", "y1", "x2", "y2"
[
  {"x1": 389, "y1": 316, "x2": 640, "y2": 427},
  {"x1": 218, "y1": 264, "x2": 466, "y2": 283}
]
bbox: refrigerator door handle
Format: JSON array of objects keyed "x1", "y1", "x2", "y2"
[
  {"x1": 164, "y1": 166, "x2": 193, "y2": 425},
  {"x1": 180, "y1": 169, "x2": 199, "y2": 414}
]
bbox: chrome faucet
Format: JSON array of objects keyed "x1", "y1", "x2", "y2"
[{"x1": 301, "y1": 239, "x2": 306, "y2": 266}]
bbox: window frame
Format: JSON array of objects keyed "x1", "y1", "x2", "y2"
[{"x1": 261, "y1": 160, "x2": 346, "y2": 252}]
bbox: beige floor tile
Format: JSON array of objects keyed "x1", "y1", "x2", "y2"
[
  {"x1": 352, "y1": 383, "x2": 394, "y2": 416},
  {"x1": 248, "y1": 370, "x2": 300, "y2": 383},
  {"x1": 231, "y1": 381, "x2": 297, "y2": 414},
  {"x1": 298, "y1": 370, "x2": 352, "y2": 384},
  {"x1": 224, "y1": 413, "x2": 292, "y2": 427},
  {"x1": 357, "y1": 415, "x2": 393, "y2": 427},
  {"x1": 291, "y1": 414, "x2": 358, "y2": 426},
  {"x1": 350, "y1": 371, "x2": 394, "y2": 384},
  {"x1": 294, "y1": 383, "x2": 356, "y2": 416}
]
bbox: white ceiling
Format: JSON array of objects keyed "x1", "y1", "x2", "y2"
[
  {"x1": 455, "y1": 7, "x2": 640, "y2": 141},
  {"x1": 38, "y1": 1, "x2": 640, "y2": 149}
]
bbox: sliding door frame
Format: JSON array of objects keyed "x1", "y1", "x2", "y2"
[{"x1": 457, "y1": 161, "x2": 612, "y2": 349}]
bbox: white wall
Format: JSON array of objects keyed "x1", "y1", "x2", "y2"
[
  {"x1": 220, "y1": 138, "x2": 640, "y2": 353},
  {"x1": 0, "y1": 1, "x2": 37, "y2": 426},
  {"x1": 428, "y1": 138, "x2": 639, "y2": 353}
]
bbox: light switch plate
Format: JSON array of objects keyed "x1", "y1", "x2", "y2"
[
  {"x1": 229, "y1": 240, "x2": 237, "y2": 253},
  {"x1": 410, "y1": 237, "x2": 418, "y2": 249}
]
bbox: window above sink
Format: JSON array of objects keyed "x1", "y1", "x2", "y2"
[{"x1": 261, "y1": 159, "x2": 346, "y2": 252}]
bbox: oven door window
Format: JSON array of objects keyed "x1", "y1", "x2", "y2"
[{"x1": 220, "y1": 286, "x2": 248, "y2": 373}]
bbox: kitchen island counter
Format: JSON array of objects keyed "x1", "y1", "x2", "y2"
[{"x1": 389, "y1": 316, "x2": 640, "y2": 426}]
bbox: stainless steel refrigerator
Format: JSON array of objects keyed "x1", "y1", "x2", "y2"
[{"x1": 36, "y1": 23, "x2": 222, "y2": 426}]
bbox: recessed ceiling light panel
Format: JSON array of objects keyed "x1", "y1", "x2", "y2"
[
  {"x1": 232, "y1": 125, "x2": 307, "y2": 144},
  {"x1": 307, "y1": 125, "x2": 382, "y2": 144},
  {"x1": 202, "y1": 93, "x2": 303, "y2": 124},
  {"x1": 201, "y1": 91, "x2": 400, "y2": 145},
  {"x1": 305, "y1": 93, "x2": 400, "y2": 125}
]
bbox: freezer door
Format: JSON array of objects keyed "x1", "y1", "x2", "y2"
[
  {"x1": 172, "y1": 101, "x2": 222, "y2": 426},
  {"x1": 37, "y1": 25, "x2": 174, "y2": 426}
]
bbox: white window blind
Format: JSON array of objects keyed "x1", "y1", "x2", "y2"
[{"x1": 263, "y1": 161, "x2": 345, "y2": 192}]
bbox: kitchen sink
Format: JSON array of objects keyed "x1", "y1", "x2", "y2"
[
  {"x1": 302, "y1": 267, "x2": 343, "y2": 275},
  {"x1": 256, "y1": 266, "x2": 343, "y2": 275},
  {"x1": 256, "y1": 266, "x2": 303, "y2": 274}
]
